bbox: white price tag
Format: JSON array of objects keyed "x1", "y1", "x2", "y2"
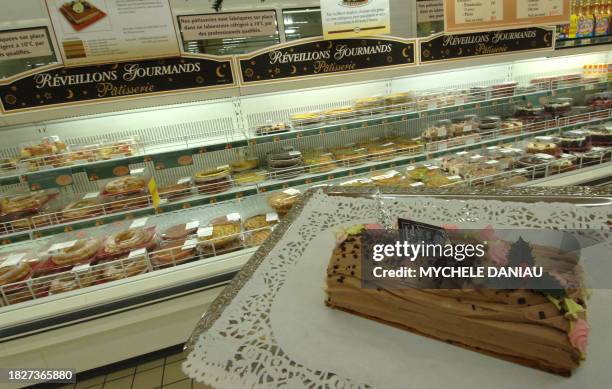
[
  {"x1": 48, "y1": 240, "x2": 77, "y2": 253},
  {"x1": 463, "y1": 125, "x2": 473, "y2": 133},
  {"x1": 130, "y1": 217, "x2": 148, "y2": 229},
  {"x1": 130, "y1": 168, "x2": 145, "y2": 175},
  {"x1": 185, "y1": 220, "x2": 200, "y2": 230},
  {"x1": 0, "y1": 253, "x2": 26, "y2": 268},
  {"x1": 406, "y1": 165, "x2": 416, "y2": 171},
  {"x1": 536, "y1": 136, "x2": 554, "y2": 141},
  {"x1": 427, "y1": 165, "x2": 440, "y2": 170},
  {"x1": 382, "y1": 142, "x2": 395, "y2": 147},
  {"x1": 437, "y1": 127, "x2": 447, "y2": 138},
  {"x1": 500, "y1": 149, "x2": 514, "y2": 154},
  {"x1": 72, "y1": 263, "x2": 90, "y2": 272},
  {"x1": 283, "y1": 188, "x2": 300, "y2": 196},
  {"x1": 177, "y1": 177, "x2": 191, "y2": 185},
  {"x1": 217, "y1": 164, "x2": 230, "y2": 170},
  {"x1": 197, "y1": 227, "x2": 214, "y2": 238},
  {"x1": 128, "y1": 248, "x2": 147, "y2": 258},
  {"x1": 182, "y1": 239, "x2": 198, "y2": 250},
  {"x1": 448, "y1": 175, "x2": 462, "y2": 180},
  {"x1": 266, "y1": 212, "x2": 279, "y2": 222},
  {"x1": 427, "y1": 101, "x2": 436, "y2": 110},
  {"x1": 455, "y1": 96, "x2": 465, "y2": 105},
  {"x1": 456, "y1": 151, "x2": 469, "y2": 156},
  {"x1": 83, "y1": 192, "x2": 99, "y2": 199},
  {"x1": 288, "y1": 151, "x2": 302, "y2": 157},
  {"x1": 465, "y1": 138, "x2": 475, "y2": 145},
  {"x1": 485, "y1": 160, "x2": 500, "y2": 165},
  {"x1": 561, "y1": 153, "x2": 575, "y2": 158},
  {"x1": 470, "y1": 155, "x2": 483, "y2": 160},
  {"x1": 410, "y1": 182, "x2": 425, "y2": 187},
  {"x1": 535, "y1": 153, "x2": 555, "y2": 160},
  {"x1": 487, "y1": 146, "x2": 499, "y2": 150},
  {"x1": 227, "y1": 212, "x2": 241, "y2": 222},
  {"x1": 515, "y1": 169, "x2": 528, "y2": 173}
]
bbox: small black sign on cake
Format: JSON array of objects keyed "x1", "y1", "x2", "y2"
[
  {"x1": 0, "y1": 55, "x2": 235, "y2": 113},
  {"x1": 419, "y1": 26, "x2": 554, "y2": 63},
  {"x1": 238, "y1": 36, "x2": 416, "y2": 84}
]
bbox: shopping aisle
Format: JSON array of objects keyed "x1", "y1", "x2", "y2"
[{"x1": 37, "y1": 345, "x2": 210, "y2": 389}]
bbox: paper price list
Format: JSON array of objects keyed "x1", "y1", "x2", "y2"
[
  {"x1": 455, "y1": 1, "x2": 504, "y2": 23},
  {"x1": 517, "y1": 0, "x2": 563, "y2": 18}
]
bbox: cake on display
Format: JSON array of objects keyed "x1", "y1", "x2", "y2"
[{"x1": 325, "y1": 223, "x2": 589, "y2": 377}]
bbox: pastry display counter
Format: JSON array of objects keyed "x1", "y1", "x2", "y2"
[{"x1": 0, "y1": 47, "x2": 610, "y2": 377}]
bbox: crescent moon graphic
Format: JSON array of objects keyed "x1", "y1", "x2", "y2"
[
  {"x1": 215, "y1": 65, "x2": 225, "y2": 78},
  {"x1": 457, "y1": 47, "x2": 463, "y2": 55},
  {"x1": 327, "y1": 41, "x2": 333, "y2": 50},
  {"x1": 543, "y1": 33, "x2": 550, "y2": 44},
  {"x1": 402, "y1": 48, "x2": 409, "y2": 58},
  {"x1": 66, "y1": 89, "x2": 74, "y2": 99},
  {"x1": 111, "y1": 64, "x2": 119, "y2": 70},
  {"x1": 290, "y1": 65, "x2": 297, "y2": 75}
]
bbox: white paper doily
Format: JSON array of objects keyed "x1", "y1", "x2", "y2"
[{"x1": 183, "y1": 189, "x2": 612, "y2": 388}]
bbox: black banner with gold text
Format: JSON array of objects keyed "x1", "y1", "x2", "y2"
[
  {"x1": 419, "y1": 27, "x2": 554, "y2": 63},
  {"x1": 0, "y1": 56, "x2": 234, "y2": 112},
  {"x1": 238, "y1": 37, "x2": 416, "y2": 84}
]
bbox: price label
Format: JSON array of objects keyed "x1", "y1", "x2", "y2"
[
  {"x1": 72, "y1": 263, "x2": 90, "y2": 272},
  {"x1": 130, "y1": 217, "x2": 148, "y2": 229},
  {"x1": 485, "y1": 160, "x2": 500, "y2": 165},
  {"x1": 0, "y1": 253, "x2": 26, "y2": 268},
  {"x1": 177, "y1": 177, "x2": 191, "y2": 185},
  {"x1": 470, "y1": 155, "x2": 483, "y2": 160},
  {"x1": 48, "y1": 240, "x2": 77, "y2": 253},
  {"x1": 427, "y1": 165, "x2": 440, "y2": 170},
  {"x1": 561, "y1": 153, "x2": 575, "y2": 158},
  {"x1": 437, "y1": 127, "x2": 447, "y2": 138},
  {"x1": 500, "y1": 149, "x2": 514, "y2": 154},
  {"x1": 185, "y1": 220, "x2": 200, "y2": 230},
  {"x1": 288, "y1": 151, "x2": 302, "y2": 157},
  {"x1": 456, "y1": 151, "x2": 469, "y2": 156},
  {"x1": 83, "y1": 192, "x2": 99, "y2": 199},
  {"x1": 197, "y1": 227, "x2": 214, "y2": 238},
  {"x1": 535, "y1": 153, "x2": 555, "y2": 160},
  {"x1": 283, "y1": 188, "x2": 300, "y2": 196},
  {"x1": 217, "y1": 164, "x2": 230, "y2": 170},
  {"x1": 410, "y1": 182, "x2": 425, "y2": 187},
  {"x1": 487, "y1": 146, "x2": 499, "y2": 150},
  {"x1": 448, "y1": 175, "x2": 462, "y2": 180},
  {"x1": 227, "y1": 212, "x2": 241, "y2": 222},
  {"x1": 515, "y1": 168, "x2": 528, "y2": 173},
  {"x1": 455, "y1": 96, "x2": 465, "y2": 105},
  {"x1": 266, "y1": 212, "x2": 279, "y2": 222},
  {"x1": 130, "y1": 168, "x2": 145, "y2": 175},
  {"x1": 182, "y1": 239, "x2": 198, "y2": 250},
  {"x1": 463, "y1": 125, "x2": 473, "y2": 133},
  {"x1": 536, "y1": 136, "x2": 554, "y2": 141},
  {"x1": 128, "y1": 248, "x2": 147, "y2": 258}
]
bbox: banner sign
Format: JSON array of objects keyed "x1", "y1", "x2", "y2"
[
  {"x1": 238, "y1": 36, "x2": 415, "y2": 84},
  {"x1": 419, "y1": 26, "x2": 554, "y2": 64},
  {"x1": 444, "y1": 0, "x2": 570, "y2": 33},
  {"x1": 45, "y1": 0, "x2": 180, "y2": 66},
  {"x1": 0, "y1": 56, "x2": 235, "y2": 112},
  {"x1": 321, "y1": 0, "x2": 391, "y2": 39}
]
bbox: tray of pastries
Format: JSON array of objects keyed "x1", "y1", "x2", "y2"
[{"x1": 194, "y1": 166, "x2": 232, "y2": 195}]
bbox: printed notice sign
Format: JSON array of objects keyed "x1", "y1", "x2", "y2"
[
  {"x1": 178, "y1": 11, "x2": 277, "y2": 42},
  {"x1": 417, "y1": 0, "x2": 444, "y2": 23},
  {"x1": 0, "y1": 28, "x2": 53, "y2": 61},
  {"x1": 45, "y1": 0, "x2": 180, "y2": 66},
  {"x1": 445, "y1": 0, "x2": 570, "y2": 32},
  {"x1": 517, "y1": 0, "x2": 563, "y2": 19},
  {"x1": 321, "y1": 0, "x2": 391, "y2": 40}
]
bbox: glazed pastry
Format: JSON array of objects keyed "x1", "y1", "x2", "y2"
[
  {"x1": 323, "y1": 107, "x2": 354, "y2": 121},
  {"x1": 245, "y1": 229, "x2": 272, "y2": 246},
  {"x1": 290, "y1": 113, "x2": 322, "y2": 127},
  {"x1": 267, "y1": 189, "x2": 301, "y2": 217},
  {"x1": 244, "y1": 214, "x2": 278, "y2": 231},
  {"x1": 233, "y1": 170, "x2": 268, "y2": 186},
  {"x1": 102, "y1": 258, "x2": 148, "y2": 281},
  {"x1": 61, "y1": 198, "x2": 103, "y2": 221},
  {"x1": 151, "y1": 239, "x2": 196, "y2": 267},
  {"x1": 197, "y1": 221, "x2": 241, "y2": 249},
  {"x1": 354, "y1": 96, "x2": 385, "y2": 113},
  {"x1": 1, "y1": 192, "x2": 53, "y2": 217},
  {"x1": 230, "y1": 157, "x2": 259, "y2": 172},
  {"x1": 584, "y1": 125, "x2": 612, "y2": 146},
  {"x1": 50, "y1": 238, "x2": 100, "y2": 266},
  {"x1": 267, "y1": 150, "x2": 304, "y2": 179},
  {"x1": 194, "y1": 166, "x2": 232, "y2": 195},
  {"x1": 0, "y1": 253, "x2": 32, "y2": 286},
  {"x1": 104, "y1": 176, "x2": 146, "y2": 195},
  {"x1": 558, "y1": 131, "x2": 591, "y2": 152},
  {"x1": 303, "y1": 150, "x2": 337, "y2": 173},
  {"x1": 162, "y1": 222, "x2": 199, "y2": 241},
  {"x1": 102, "y1": 228, "x2": 155, "y2": 256},
  {"x1": 527, "y1": 139, "x2": 559, "y2": 156},
  {"x1": 49, "y1": 276, "x2": 79, "y2": 295},
  {"x1": 158, "y1": 180, "x2": 192, "y2": 201}
]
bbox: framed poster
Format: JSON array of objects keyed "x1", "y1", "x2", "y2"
[
  {"x1": 320, "y1": 0, "x2": 391, "y2": 39},
  {"x1": 45, "y1": 0, "x2": 180, "y2": 66}
]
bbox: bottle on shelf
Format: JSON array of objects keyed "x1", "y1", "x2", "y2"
[
  {"x1": 569, "y1": 0, "x2": 580, "y2": 38},
  {"x1": 594, "y1": 0, "x2": 610, "y2": 36},
  {"x1": 576, "y1": 0, "x2": 595, "y2": 38}
]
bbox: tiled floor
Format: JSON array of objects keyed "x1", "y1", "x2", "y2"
[{"x1": 38, "y1": 344, "x2": 211, "y2": 389}]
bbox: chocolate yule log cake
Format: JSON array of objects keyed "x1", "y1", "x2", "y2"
[{"x1": 325, "y1": 224, "x2": 589, "y2": 377}]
